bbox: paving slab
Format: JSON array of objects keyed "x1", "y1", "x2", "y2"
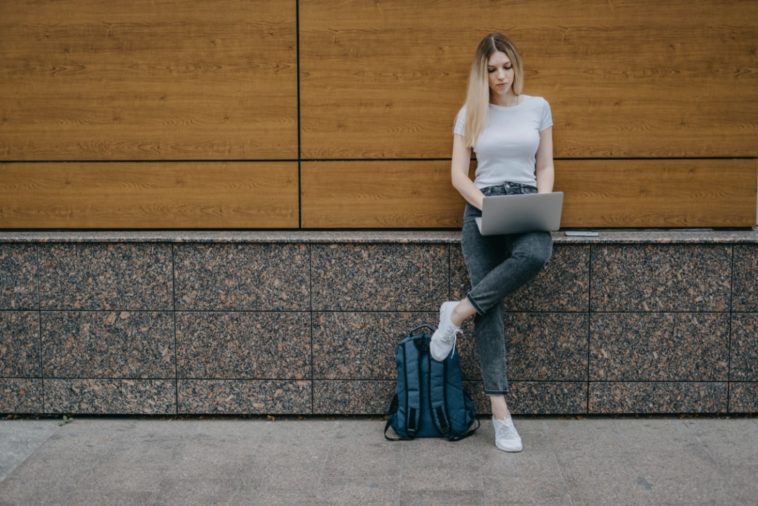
[{"x1": 0, "y1": 420, "x2": 62, "y2": 483}]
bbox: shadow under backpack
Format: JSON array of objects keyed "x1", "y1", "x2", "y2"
[{"x1": 384, "y1": 323, "x2": 480, "y2": 441}]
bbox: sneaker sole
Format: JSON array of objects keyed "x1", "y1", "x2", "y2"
[{"x1": 495, "y1": 441, "x2": 523, "y2": 453}]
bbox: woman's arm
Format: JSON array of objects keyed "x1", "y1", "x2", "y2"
[
  {"x1": 535, "y1": 126, "x2": 555, "y2": 193},
  {"x1": 451, "y1": 133, "x2": 486, "y2": 211}
]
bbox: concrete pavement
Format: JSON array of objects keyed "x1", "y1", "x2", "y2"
[{"x1": 1, "y1": 416, "x2": 756, "y2": 505}]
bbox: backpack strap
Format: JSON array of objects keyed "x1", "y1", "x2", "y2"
[
  {"x1": 383, "y1": 393, "x2": 411, "y2": 441},
  {"x1": 408, "y1": 323, "x2": 435, "y2": 337},
  {"x1": 402, "y1": 339, "x2": 422, "y2": 437},
  {"x1": 446, "y1": 417, "x2": 480, "y2": 441},
  {"x1": 429, "y1": 358, "x2": 451, "y2": 436},
  {"x1": 429, "y1": 354, "x2": 480, "y2": 442}
]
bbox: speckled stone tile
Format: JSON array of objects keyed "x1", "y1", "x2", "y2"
[
  {"x1": 729, "y1": 382, "x2": 757, "y2": 413},
  {"x1": 41, "y1": 311, "x2": 174, "y2": 379},
  {"x1": 588, "y1": 382, "x2": 728, "y2": 414},
  {"x1": 44, "y1": 379, "x2": 176, "y2": 414},
  {"x1": 313, "y1": 380, "x2": 393, "y2": 415},
  {"x1": 733, "y1": 245, "x2": 758, "y2": 311},
  {"x1": 456, "y1": 318, "x2": 480, "y2": 381},
  {"x1": 0, "y1": 311, "x2": 40, "y2": 377},
  {"x1": 312, "y1": 312, "x2": 437, "y2": 380},
  {"x1": 37, "y1": 243, "x2": 172, "y2": 310},
  {"x1": 451, "y1": 244, "x2": 590, "y2": 312},
  {"x1": 174, "y1": 243, "x2": 309, "y2": 311},
  {"x1": 465, "y1": 381, "x2": 587, "y2": 415},
  {"x1": 590, "y1": 313, "x2": 729, "y2": 381},
  {"x1": 729, "y1": 313, "x2": 757, "y2": 381},
  {"x1": 311, "y1": 243, "x2": 448, "y2": 311},
  {"x1": 591, "y1": 244, "x2": 731, "y2": 311},
  {"x1": 0, "y1": 378, "x2": 42, "y2": 413},
  {"x1": 310, "y1": 312, "x2": 479, "y2": 384},
  {"x1": 505, "y1": 313, "x2": 589, "y2": 381},
  {"x1": 0, "y1": 244, "x2": 38, "y2": 310},
  {"x1": 453, "y1": 312, "x2": 588, "y2": 382},
  {"x1": 176, "y1": 311, "x2": 310, "y2": 379},
  {"x1": 177, "y1": 379, "x2": 311, "y2": 414}
]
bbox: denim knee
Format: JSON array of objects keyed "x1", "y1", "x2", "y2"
[{"x1": 517, "y1": 240, "x2": 552, "y2": 272}]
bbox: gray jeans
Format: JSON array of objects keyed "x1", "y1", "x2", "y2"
[{"x1": 461, "y1": 181, "x2": 553, "y2": 394}]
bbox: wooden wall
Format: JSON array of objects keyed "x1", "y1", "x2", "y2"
[{"x1": 1, "y1": 0, "x2": 756, "y2": 229}]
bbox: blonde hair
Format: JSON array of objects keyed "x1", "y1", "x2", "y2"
[{"x1": 462, "y1": 33, "x2": 524, "y2": 148}]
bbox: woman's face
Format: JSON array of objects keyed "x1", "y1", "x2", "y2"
[{"x1": 487, "y1": 50, "x2": 515, "y2": 97}]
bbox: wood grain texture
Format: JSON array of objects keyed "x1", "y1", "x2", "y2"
[
  {"x1": 301, "y1": 161, "x2": 475, "y2": 228},
  {"x1": 0, "y1": 1, "x2": 755, "y2": 229},
  {"x1": 302, "y1": 159, "x2": 757, "y2": 228},
  {"x1": 557, "y1": 159, "x2": 757, "y2": 228},
  {"x1": 0, "y1": 0, "x2": 297, "y2": 160},
  {"x1": 300, "y1": 0, "x2": 758, "y2": 158},
  {"x1": 0, "y1": 162, "x2": 298, "y2": 228}
]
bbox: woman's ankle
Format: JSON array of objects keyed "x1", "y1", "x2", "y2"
[
  {"x1": 451, "y1": 297, "x2": 477, "y2": 326},
  {"x1": 489, "y1": 394, "x2": 511, "y2": 420},
  {"x1": 495, "y1": 409, "x2": 512, "y2": 421}
]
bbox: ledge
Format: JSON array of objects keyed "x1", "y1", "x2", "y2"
[
  {"x1": 0, "y1": 229, "x2": 757, "y2": 244},
  {"x1": 2, "y1": 227, "x2": 756, "y2": 415}
]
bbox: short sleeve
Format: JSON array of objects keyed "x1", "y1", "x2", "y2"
[
  {"x1": 453, "y1": 106, "x2": 466, "y2": 136},
  {"x1": 539, "y1": 98, "x2": 553, "y2": 132}
]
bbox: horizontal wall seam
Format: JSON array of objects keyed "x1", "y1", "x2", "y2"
[
  {"x1": 1, "y1": 156, "x2": 756, "y2": 164},
  {"x1": 6, "y1": 377, "x2": 746, "y2": 383},
  {"x1": 6, "y1": 309, "x2": 740, "y2": 313},
  {"x1": 13, "y1": 308, "x2": 423, "y2": 312}
]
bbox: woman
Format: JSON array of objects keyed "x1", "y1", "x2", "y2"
[{"x1": 429, "y1": 32, "x2": 555, "y2": 453}]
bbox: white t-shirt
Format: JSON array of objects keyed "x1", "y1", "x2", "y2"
[{"x1": 453, "y1": 94, "x2": 552, "y2": 189}]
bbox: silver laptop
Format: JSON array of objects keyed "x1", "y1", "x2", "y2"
[{"x1": 475, "y1": 192, "x2": 563, "y2": 235}]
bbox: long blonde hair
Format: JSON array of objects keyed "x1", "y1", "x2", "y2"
[{"x1": 462, "y1": 33, "x2": 524, "y2": 148}]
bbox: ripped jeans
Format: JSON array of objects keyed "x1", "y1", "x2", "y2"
[{"x1": 461, "y1": 181, "x2": 553, "y2": 394}]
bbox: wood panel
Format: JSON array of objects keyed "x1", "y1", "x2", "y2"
[
  {"x1": 0, "y1": 162, "x2": 299, "y2": 228},
  {"x1": 557, "y1": 159, "x2": 757, "y2": 228},
  {"x1": 302, "y1": 161, "x2": 472, "y2": 228},
  {"x1": 300, "y1": 0, "x2": 758, "y2": 158},
  {"x1": 302, "y1": 159, "x2": 757, "y2": 228},
  {"x1": 0, "y1": 0, "x2": 297, "y2": 160}
]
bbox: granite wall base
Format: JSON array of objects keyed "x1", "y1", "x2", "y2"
[{"x1": 1, "y1": 236, "x2": 756, "y2": 416}]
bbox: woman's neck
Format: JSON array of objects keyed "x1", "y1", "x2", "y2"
[{"x1": 490, "y1": 94, "x2": 520, "y2": 107}]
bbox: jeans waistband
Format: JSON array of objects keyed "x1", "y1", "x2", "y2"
[{"x1": 481, "y1": 181, "x2": 537, "y2": 196}]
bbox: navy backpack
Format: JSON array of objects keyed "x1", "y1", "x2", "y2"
[{"x1": 384, "y1": 323, "x2": 479, "y2": 441}]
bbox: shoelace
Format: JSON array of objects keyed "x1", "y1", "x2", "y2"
[{"x1": 441, "y1": 327, "x2": 461, "y2": 359}]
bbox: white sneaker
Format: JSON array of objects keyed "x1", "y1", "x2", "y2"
[
  {"x1": 493, "y1": 415, "x2": 523, "y2": 452},
  {"x1": 429, "y1": 301, "x2": 461, "y2": 361}
]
